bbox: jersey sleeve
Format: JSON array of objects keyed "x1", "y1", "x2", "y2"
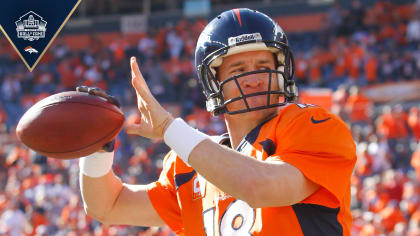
[
  {"x1": 269, "y1": 107, "x2": 356, "y2": 203},
  {"x1": 146, "y1": 151, "x2": 183, "y2": 234}
]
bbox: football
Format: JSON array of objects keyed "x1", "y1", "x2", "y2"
[{"x1": 16, "y1": 91, "x2": 125, "y2": 159}]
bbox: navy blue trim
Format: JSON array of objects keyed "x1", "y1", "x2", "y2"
[
  {"x1": 174, "y1": 170, "x2": 196, "y2": 190},
  {"x1": 236, "y1": 115, "x2": 276, "y2": 152},
  {"x1": 292, "y1": 203, "x2": 343, "y2": 236},
  {"x1": 259, "y1": 139, "x2": 276, "y2": 156}
]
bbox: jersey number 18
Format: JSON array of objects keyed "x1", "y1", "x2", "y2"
[{"x1": 203, "y1": 200, "x2": 256, "y2": 236}]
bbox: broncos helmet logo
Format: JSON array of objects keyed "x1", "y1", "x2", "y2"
[{"x1": 24, "y1": 46, "x2": 38, "y2": 54}]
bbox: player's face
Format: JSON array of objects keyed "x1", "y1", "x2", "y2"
[{"x1": 217, "y1": 50, "x2": 282, "y2": 115}]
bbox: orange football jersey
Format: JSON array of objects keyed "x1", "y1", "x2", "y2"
[{"x1": 147, "y1": 103, "x2": 356, "y2": 235}]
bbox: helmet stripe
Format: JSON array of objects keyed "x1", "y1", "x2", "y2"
[{"x1": 233, "y1": 9, "x2": 242, "y2": 27}]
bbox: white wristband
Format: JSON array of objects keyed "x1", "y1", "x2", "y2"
[
  {"x1": 79, "y1": 151, "x2": 114, "y2": 178},
  {"x1": 163, "y1": 118, "x2": 209, "y2": 165}
]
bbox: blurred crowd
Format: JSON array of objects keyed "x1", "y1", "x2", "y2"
[
  {"x1": 0, "y1": 0, "x2": 420, "y2": 235},
  {"x1": 293, "y1": 0, "x2": 420, "y2": 90}
]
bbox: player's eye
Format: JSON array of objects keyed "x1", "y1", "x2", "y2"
[
  {"x1": 258, "y1": 66, "x2": 271, "y2": 70},
  {"x1": 229, "y1": 68, "x2": 244, "y2": 75}
]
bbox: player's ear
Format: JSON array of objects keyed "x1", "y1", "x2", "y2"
[{"x1": 275, "y1": 53, "x2": 286, "y2": 92}]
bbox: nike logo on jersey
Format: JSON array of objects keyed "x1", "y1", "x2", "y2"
[{"x1": 311, "y1": 116, "x2": 331, "y2": 124}]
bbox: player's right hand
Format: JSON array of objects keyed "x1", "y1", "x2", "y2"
[{"x1": 125, "y1": 57, "x2": 174, "y2": 140}]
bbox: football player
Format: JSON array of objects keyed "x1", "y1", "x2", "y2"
[{"x1": 79, "y1": 8, "x2": 356, "y2": 235}]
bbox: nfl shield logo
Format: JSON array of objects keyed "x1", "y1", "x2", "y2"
[{"x1": 193, "y1": 176, "x2": 202, "y2": 200}]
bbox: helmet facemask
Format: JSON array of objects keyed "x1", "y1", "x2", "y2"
[{"x1": 199, "y1": 41, "x2": 297, "y2": 115}]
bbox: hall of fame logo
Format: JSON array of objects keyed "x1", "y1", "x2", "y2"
[
  {"x1": 16, "y1": 11, "x2": 47, "y2": 41},
  {"x1": 0, "y1": 0, "x2": 81, "y2": 71}
]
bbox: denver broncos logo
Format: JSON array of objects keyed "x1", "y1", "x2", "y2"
[{"x1": 24, "y1": 46, "x2": 38, "y2": 54}]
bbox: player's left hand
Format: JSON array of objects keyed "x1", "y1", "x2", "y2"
[{"x1": 126, "y1": 57, "x2": 174, "y2": 139}]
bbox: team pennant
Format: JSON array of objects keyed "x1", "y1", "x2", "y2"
[{"x1": 0, "y1": 0, "x2": 81, "y2": 71}]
